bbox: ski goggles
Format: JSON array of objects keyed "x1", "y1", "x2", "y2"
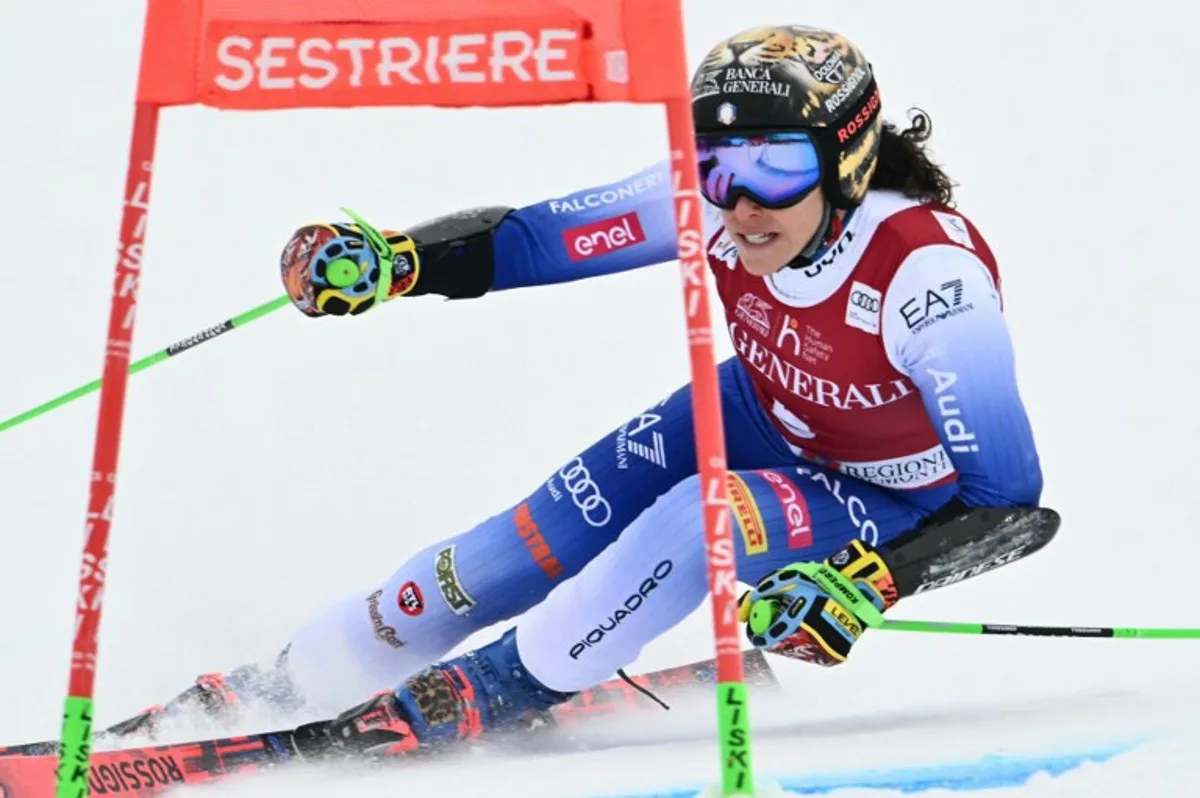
[{"x1": 697, "y1": 131, "x2": 823, "y2": 210}]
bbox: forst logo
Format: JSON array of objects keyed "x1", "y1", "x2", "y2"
[
  {"x1": 434, "y1": 546, "x2": 477, "y2": 616},
  {"x1": 563, "y1": 212, "x2": 646, "y2": 262}
]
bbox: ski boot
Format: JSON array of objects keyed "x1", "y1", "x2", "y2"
[{"x1": 324, "y1": 627, "x2": 574, "y2": 756}]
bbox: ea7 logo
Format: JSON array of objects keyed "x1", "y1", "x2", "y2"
[
  {"x1": 900, "y1": 280, "x2": 965, "y2": 330},
  {"x1": 616, "y1": 402, "x2": 669, "y2": 470}
]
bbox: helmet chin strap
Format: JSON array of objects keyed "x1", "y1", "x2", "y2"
[{"x1": 784, "y1": 200, "x2": 842, "y2": 270}]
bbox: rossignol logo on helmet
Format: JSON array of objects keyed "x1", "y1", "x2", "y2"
[
  {"x1": 837, "y1": 86, "x2": 881, "y2": 143},
  {"x1": 824, "y1": 66, "x2": 867, "y2": 113}
]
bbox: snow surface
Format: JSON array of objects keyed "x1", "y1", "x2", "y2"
[{"x1": 4, "y1": 0, "x2": 1200, "y2": 795}]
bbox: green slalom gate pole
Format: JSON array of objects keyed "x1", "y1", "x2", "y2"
[
  {"x1": 1, "y1": 295, "x2": 289, "y2": 434},
  {"x1": 879, "y1": 620, "x2": 1200, "y2": 639}
]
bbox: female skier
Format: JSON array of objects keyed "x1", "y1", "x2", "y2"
[{"x1": 131, "y1": 24, "x2": 1044, "y2": 752}]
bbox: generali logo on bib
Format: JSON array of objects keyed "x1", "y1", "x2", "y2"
[
  {"x1": 203, "y1": 21, "x2": 585, "y2": 106},
  {"x1": 564, "y1": 212, "x2": 646, "y2": 262}
]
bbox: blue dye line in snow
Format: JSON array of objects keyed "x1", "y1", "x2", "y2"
[{"x1": 597, "y1": 738, "x2": 1145, "y2": 797}]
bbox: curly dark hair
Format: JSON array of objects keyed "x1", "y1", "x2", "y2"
[{"x1": 869, "y1": 109, "x2": 956, "y2": 207}]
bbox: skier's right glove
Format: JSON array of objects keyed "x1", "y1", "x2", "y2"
[
  {"x1": 280, "y1": 209, "x2": 420, "y2": 317},
  {"x1": 738, "y1": 539, "x2": 898, "y2": 666}
]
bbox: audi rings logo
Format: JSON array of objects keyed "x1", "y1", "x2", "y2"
[
  {"x1": 559, "y1": 457, "x2": 612, "y2": 527},
  {"x1": 850, "y1": 291, "x2": 879, "y2": 312}
]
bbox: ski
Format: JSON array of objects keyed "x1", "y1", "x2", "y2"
[{"x1": 0, "y1": 650, "x2": 777, "y2": 796}]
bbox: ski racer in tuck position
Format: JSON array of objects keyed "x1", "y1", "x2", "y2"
[{"x1": 133, "y1": 24, "x2": 1047, "y2": 752}]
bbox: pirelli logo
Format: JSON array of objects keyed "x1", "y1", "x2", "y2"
[{"x1": 727, "y1": 474, "x2": 767, "y2": 555}]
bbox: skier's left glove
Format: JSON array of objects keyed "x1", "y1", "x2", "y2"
[
  {"x1": 738, "y1": 540, "x2": 899, "y2": 666},
  {"x1": 280, "y1": 208, "x2": 420, "y2": 318}
]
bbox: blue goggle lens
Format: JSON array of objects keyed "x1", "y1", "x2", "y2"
[{"x1": 697, "y1": 131, "x2": 822, "y2": 210}]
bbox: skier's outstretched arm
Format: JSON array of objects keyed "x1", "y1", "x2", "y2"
[
  {"x1": 489, "y1": 160, "x2": 679, "y2": 291},
  {"x1": 882, "y1": 244, "x2": 1044, "y2": 510},
  {"x1": 280, "y1": 161, "x2": 679, "y2": 316}
]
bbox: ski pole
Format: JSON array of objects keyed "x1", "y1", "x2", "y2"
[
  {"x1": 1, "y1": 295, "x2": 289, "y2": 434},
  {"x1": 795, "y1": 566, "x2": 1200, "y2": 640},
  {"x1": 879, "y1": 619, "x2": 1200, "y2": 639}
]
